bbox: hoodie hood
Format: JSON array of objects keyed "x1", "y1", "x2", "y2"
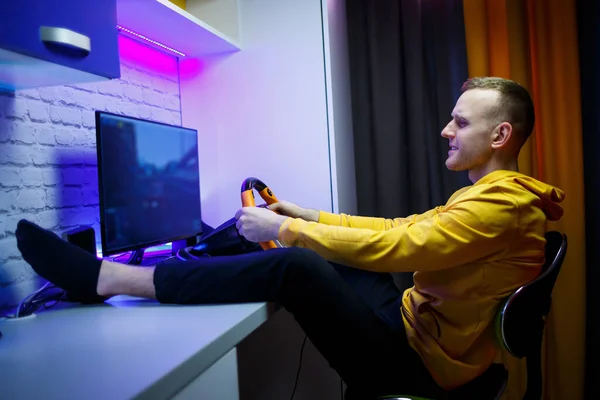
[{"x1": 476, "y1": 170, "x2": 566, "y2": 220}]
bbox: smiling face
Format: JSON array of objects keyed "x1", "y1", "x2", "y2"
[{"x1": 441, "y1": 89, "x2": 504, "y2": 180}]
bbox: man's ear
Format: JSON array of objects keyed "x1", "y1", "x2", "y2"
[{"x1": 491, "y1": 122, "x2": 513, "y2": 149}]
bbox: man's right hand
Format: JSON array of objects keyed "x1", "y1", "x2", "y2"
[{"x1": 268, "y1": 200, "x2": 320, "y2": 222}]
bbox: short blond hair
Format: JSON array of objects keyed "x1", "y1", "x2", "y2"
[{"x1": 462, "y1": 77, "x2": 535, "y2": 143}]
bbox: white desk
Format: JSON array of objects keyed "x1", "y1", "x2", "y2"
[{"x1": 0, "y1": 296, "x2": 270, "y2": 400}]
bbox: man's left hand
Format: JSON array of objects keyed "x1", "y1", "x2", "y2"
[{"x1": 235, "y1": 206, "x2": 289, "y2": 243}]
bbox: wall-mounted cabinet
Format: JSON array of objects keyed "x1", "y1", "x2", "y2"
[
  {"x1": 0, "y1": 0, "x2": 120, "y2": 91},
  {"x1": 0, "y1": 0, "x2": 241, "y2": 91}
]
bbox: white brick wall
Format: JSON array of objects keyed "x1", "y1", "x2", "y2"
[{"x1": 0, "y1": 37, "x2": 182, "y2": 310}]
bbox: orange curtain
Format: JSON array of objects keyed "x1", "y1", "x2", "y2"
[{"x1": 462, "y1": 0, "x2": 586, "y2": 399}]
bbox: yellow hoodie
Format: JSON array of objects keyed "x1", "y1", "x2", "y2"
[{"x1": 278, "y1": 170, "x2": 565, "y2": 390}]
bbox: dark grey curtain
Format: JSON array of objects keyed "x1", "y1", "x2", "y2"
[
  {"x1": 345, "y1": 0, "x2": 471, "y2": 288},
  {"x1": 346, "y1": 0, "x2": 471, "y2": 218},
  {"x1": 577, "y1": 0, "x2": 600, "y2": 397}
]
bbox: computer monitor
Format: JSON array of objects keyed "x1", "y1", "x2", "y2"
[{"x1": 95, "y1": 111, "x2": 202, "y2": 258}]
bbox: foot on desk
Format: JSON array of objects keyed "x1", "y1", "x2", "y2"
[{"x1": 16, "y1": 219, "x2": 106, "y2": 304}]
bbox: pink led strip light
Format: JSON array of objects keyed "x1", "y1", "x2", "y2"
[{"x1": 117, "y1": 25, "x2": 186, "y2": 57}]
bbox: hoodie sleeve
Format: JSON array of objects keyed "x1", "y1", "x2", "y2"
[
  {"x1": 279, "y1": 189, "x2": 519, "y2": 272},
  {"x1": 317, "y1": 207, "x2": 445, "y2": 230}
]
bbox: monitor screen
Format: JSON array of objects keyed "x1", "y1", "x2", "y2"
[{"x1": 95, "y1": 111, "x2": 202, "y2": 256}]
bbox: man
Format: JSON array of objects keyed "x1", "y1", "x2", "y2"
[{"x1": 14, "y1": 77, "x2": 565, "y2": 398}]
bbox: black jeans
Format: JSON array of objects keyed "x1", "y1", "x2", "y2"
[{"x1": 154, "y1": 247, "x2": 442, "y2": 398}]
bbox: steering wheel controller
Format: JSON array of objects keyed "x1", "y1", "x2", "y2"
[
  {"x1": 240, "y1": 177, "x2": 280, "y2": 250},
  {"x1": 178, "y1": 177, "x2": 281, "y2": 260}
]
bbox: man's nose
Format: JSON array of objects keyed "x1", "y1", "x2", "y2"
[{"x1": 441, "y1": 123, "x2": 453, "y2": 138}]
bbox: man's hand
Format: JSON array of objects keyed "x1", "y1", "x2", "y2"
[
  {"x1": 268, "y1": 200, "x2": 320, "y2": 222},
  {"x1": 235, "y1": 206, "x2": 289, "y2": 243}
]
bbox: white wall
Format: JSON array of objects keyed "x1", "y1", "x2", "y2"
[{"x1": 179, "y1": 0, "x2": 333, "y2": 228}]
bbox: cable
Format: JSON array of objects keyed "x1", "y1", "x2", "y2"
[
  {"x1": 20, "y1": 291, "x2": 66, "y2": 317},
  {"x1": 289, "y1": 335, "x2": 308, "y2": 400},
  {"x1": 0, "y1": 285, "x2": 67, "y2": 341},
  {"x1": 15, "y1": 282, "x2": 50, "y2": 318},
  {"x1": 13, "y1": 283, "x2": 67, "y2": 318}
]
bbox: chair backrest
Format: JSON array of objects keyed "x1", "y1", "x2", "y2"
[{"x1": 495, "y1": 231, "x2": 568, "y2": 358}]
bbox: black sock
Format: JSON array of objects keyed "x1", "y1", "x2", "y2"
[{"x1": 15, "y1": 219, "x2": 106, "y2": 303}]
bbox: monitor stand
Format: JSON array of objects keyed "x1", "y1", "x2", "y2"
[
  {"x1": 171, "y1": 236, "x2": 198, "y2": 256},
  {"x1": 125, "y1": 248, "x2": 146, "y2": 265},
  {"x1": 122, "y1": 236, "x2": 199, "y2": 265}
]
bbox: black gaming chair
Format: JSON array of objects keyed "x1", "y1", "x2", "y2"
[{"x1": 377, "y1": 231, "x2": 568, "y2": 400}]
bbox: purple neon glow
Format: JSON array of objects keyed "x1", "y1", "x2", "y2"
[
  {"x1": 117, "y1": 25, "x2": 186, "y2": 57},
  {"x1": 118, "y1": 35, "x2": 179, "y2": 82}
]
